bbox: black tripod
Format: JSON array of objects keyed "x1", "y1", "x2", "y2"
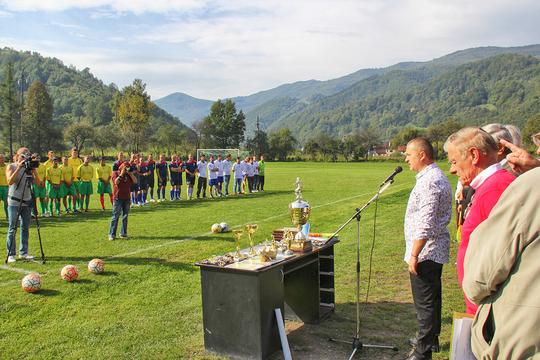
[
  {"x1": 4, "y1": 167, "x2": 46, "y2": 264},
  {"x1": 329, "y1": 180, "x2": 398, "y2": 359}
]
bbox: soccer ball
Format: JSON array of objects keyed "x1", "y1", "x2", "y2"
[
  {"x1": 61, "y1": 265, "x2": 79, "y2": 282},
  {"x1": 22, "y1": 273, "x2": 42, "y2": 293},
  {"x1": 211, "y1": 223, "x2": 223, "y2": 233},
  {"x1": 88, "y1": 259, "x2": 105, "y2": 274},
  {"x1": 219, "y1": 222, "x2": 229, "y2": 232}
]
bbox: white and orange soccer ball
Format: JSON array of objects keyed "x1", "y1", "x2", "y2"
[
  {"x1": 88, "y1": 259, "x2": 105, "y2": 274},
  {"x1": 211, "y1": 223, "x2": 223, "y2": 233},
  {"x1": 61, "y1": 265, "x2": 79, "y2": 282},
  {"x1": 22, "y1": 273, "x2": 42, "y2": 293}
]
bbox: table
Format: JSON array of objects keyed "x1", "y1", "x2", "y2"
[{"x1": 196, "y1": 239, "x2": 337, "y2": 360}]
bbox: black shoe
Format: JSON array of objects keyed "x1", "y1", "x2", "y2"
[{"x1": 408, "y1": 337, "x2": 439, "y2": 353}]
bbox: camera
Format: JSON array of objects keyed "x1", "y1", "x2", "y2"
[{"x1": 20, "y1": 153, "x2": 40, "y2": 171}]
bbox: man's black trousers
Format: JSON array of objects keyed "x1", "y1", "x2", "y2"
[{"x1": 410, "y1": 260, "x2": 442, "y2": 360}]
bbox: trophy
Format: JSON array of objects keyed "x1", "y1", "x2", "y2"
[
  {"x1": 245, "y1": 224, "x2": 259, "y2": 256},
  {"x1": 232, "y1": 229, "x2": 246, "y2": 261},
  {"x1": 288, "y1": 178, "x2": 312, "y2": 252}
]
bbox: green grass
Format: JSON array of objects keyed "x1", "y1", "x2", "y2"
[{"x1": 0, "y1": 162, "x2": 462, "y2": 359}]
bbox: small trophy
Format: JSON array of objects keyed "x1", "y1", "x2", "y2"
[
  {"x1": 245, "y1": 224, "x2": 259, "y2": 256},
  {"x1": 232, "y1": 229, "x2": 246, "y2": 261},
  {"x1": 288, "y1": 178, "x2": 312, "y2": 252}
]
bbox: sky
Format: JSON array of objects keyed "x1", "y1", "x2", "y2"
[{"x1": 0, "y1": 0, "x2": 539, "y2": 100}]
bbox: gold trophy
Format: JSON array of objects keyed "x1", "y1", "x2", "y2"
[
  {"x1": 232, "y1": 229, "x2": 246, "y2": 261},
  {"x1": 288, "y1": 178, "x2": 312, "y2": 252},
  {"x1": 245, "y1": 224, "x2": 259, "y2": 256}
]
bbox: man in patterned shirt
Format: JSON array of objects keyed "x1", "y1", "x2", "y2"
[{"x1": 403, "y1": 138, "x2": 452, "y2": 360}]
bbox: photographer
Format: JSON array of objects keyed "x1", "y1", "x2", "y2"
[
  {"x1": 5, "y1": 147, "x2": 39, "y2": 263},
  {"x1": 108, "y1": 162, "x2": 137, "y2": 241}
]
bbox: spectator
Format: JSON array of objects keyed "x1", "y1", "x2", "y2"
[
  {"x1": 444, "y1": 127, "x2": 515, "y2": 314},
  {"x1": 463, "y1": 166, "x2": 540, "y2": 359},
  {"x1": 109, "y1": 162, "x2": 137, "y2": 241}
]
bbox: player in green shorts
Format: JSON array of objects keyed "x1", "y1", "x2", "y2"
[
  {"x1": 96, "y1": 157, "x2": 113, "y2": 211},
  {"x1": 67, "y1": 148, "x2": 83, "y2": 212},
  {"x1": 33, "y1": 155, "x2": 49, "y2": 217},
  {"x1": 77, "y1": 155, "x2": 94, "y2": 212},
  {"x1": 0, "y1": 154, "x2": 9, "y2": 219},
  {"x1": 60, "y1": 156, "x2": 76, "y2": 213},
  {"x1": 45, "y1": 157, "x2": 63, "y2": 216}
]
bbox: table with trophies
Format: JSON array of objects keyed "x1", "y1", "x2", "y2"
[{"x1": 196, "y1": 179, "x2": 338, "y2": 360}]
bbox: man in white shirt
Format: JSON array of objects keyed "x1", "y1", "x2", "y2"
[
  {"x1": 245, "y1": 156, "x2": 255, "y2": 194},
  {"x1": 232, "y1": 157, "x2": 244, "y2": 195},
  {"x1": 207, "y1": 155, "x2": 219, "y2": 198},
  {"x1": 196, "y1": 154, "x2": 207, "y2": 199},
  {"x1": 222, "y1": 154, "x2": 232, "y2": 196}
]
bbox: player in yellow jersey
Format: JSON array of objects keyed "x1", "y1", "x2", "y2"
[
  {"x1": 67, "y1": 148, "x2": 83, "y2": 212},
  {"x1": 60, "y1": 156, "x2": 76, "y2": 213},
  {"x1": 0, "y1": 154, "x2": 8, "y2": 219},
  {"x1": 43, "y1": 150, "x2": 55, "y2": 169},
  {"x1": 96, "y1": 157, "x2": 113, "y2": 211},
  {"x1": 33, "y1": 154, "x2": 49, "y2": 217},
  {"x1": 46, "y1": 157, "x2": 63, "y2": 216},
  {"x1": 77, "y1": 155, "x2": 94, "y2": 212}
]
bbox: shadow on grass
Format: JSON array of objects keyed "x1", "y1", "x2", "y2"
[
  {"x1": 73, "y1": 279, "x2": 94, "y2": 284},
  {"x1": 269, "y1": 301, "x2": 417, "y2": 360},
  {"x1": 44, "y1": 255, "x2": 197, "y2": 272},
  {"x1": 35, "y1": 289, "x2": 61, "y2": 297}
]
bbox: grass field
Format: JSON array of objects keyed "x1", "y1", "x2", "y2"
[{"x1": 0, "y1": 161, "x2": 463, "y2": 359}]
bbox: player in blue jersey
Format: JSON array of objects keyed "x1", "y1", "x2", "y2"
[
  {"x1": 155, "y1": 154, "x2": 168, "y2": 202},
  {"x1": 184, "y1": 153, "x2": 197, "y2": 200},
  {"x1": 169, "y1": 155, "x2": 181, "y2": 200},
  {"x1": 146, "y1": 153, "x2": 156, "y2": 202},
  {"x1": 138, "y1": 154, "x2": 149, "y2": 205}
]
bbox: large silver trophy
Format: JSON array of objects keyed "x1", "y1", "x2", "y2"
[{"x1": 288, "y1": 178, "x2": 312, "y2": 252}]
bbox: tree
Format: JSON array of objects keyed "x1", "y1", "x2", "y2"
[
  {"x1": 113, "y1": 79, "x2": 153, "y2": 152},
  {"x1": 64, "y1": 119, "x2": 94, "y2": 151},
  {"x1": 200, "y1": 99, "x2": 246, "y2": 148},
  {"x1": 522, "y1": 114, "x2": 540, "y2": 149},
  {"x1": 93, "y1": 124, "x2": 120, "y2": 157},
  {"x1": 21, "y1": 80, "x2": 55, "y2": 155},
  {"x1": 245, "y1": 117, "x2": 269, "y2": 156},
  {"x1": 0, "y1": 62, "x2": 20, "y2": 157},
  {"x1": 268, "y1": 128, "x2": 296, "y2": 161},
  {"x1": 427, "y1": 118, "x2": 463, "y2": 158},
  {"x1": 390, "y1": 126, "x2": 426, "y2": 148},
  {"x1": 357, "y1": 127, "x2": 382, "y2": 159}
]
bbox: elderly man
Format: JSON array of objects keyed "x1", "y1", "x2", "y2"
[
  {"x1": 5, "y1": 148, "x2": 38, "y2": 263},
  {"x1": 403, "y1": 138, "x2": 452, "y2": 360},
  {"x1": 444, "y1": 127, "x2": 515, "y2": 314},
  {"x1": 462, "y1": 132, "x2": 540, "y2": 359}
]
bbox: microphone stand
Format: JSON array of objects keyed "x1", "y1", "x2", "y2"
[{"x1": 328, "y1": 180, "x2": 398, "y2": 359}]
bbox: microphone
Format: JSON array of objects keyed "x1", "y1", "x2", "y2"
[{"x1": 380, "y1": 166, "x2": 402, "y2": 187}]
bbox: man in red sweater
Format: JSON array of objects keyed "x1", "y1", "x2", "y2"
[
  {"x1": 444, "y1": 127, "x2": 515, "y2": 314},
  {"x1": 108, "y1": 162, "x2": 137, "y2": 241}
]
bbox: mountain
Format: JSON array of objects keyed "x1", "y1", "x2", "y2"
[
  {"x1": 275, "y1": 54, "x2": 540, "y2": 142},
  {"x1": 156, "y1": 44, "x2": 540, "y2": 130},
  {"x1": 0, "y1": 47, "x2": 193, "y2": 136},
  {"x1": 153, "y1": 92, "x2": 213, "y2": 126}
]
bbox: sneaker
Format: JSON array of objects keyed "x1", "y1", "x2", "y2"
[
  {"x1": 119, "y1": 234, "x2": 128, "y2": 239},
  {"x1": 84, "y1": 209, "x2": 89, "y2": 212},
  {"x1": 7, "y1": 255, "x2": 16, "y2": 263},
  {"x1": 101, "y1": 208, "x2": 105, "y2": 211},
  {"x1": 149, "y1": 199, "x2": 155, "y2": 203},
  {"x1": 18, "y1": 254, "x2": 34, "y2": 260},
  {"x1": 66, "y1": 209, "x2": 71, "y2": 214},
  {"x1": 108, "y1": 235, "x2": 115, "y2": 241},
  {"x1": 73, "y1": 209, "x2": 79, "y2": 214}
]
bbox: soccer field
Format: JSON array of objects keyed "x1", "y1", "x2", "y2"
[{"x1": 0, "y1": 161, "x2": 462, "y2": 359}]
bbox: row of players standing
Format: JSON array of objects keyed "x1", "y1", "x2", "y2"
[{"x1": 112, "y1": 152, "x2": 266, "y2": 206}]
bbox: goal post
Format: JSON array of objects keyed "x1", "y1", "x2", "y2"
[{"x1": 197, "y1": 149, "x2": 240, "y2": 159}]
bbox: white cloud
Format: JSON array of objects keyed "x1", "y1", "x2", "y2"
[
  {"x1": 0, "y1": 9, "x2": 12, "y2": 17},
  {"x1": 1, "y1": 0, "x2": 538, "y2": 100}
]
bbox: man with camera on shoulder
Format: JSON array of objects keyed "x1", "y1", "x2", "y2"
[
  {"x1": 5, "y1": 147, "x2": 40, "y2": 263},
  {"x1": 108, "y1": 161, "x2": 137, "y2": 241}
]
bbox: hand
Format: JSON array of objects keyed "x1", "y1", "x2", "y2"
[
  {"x1": 408, "y1": 256, "x2": 418, "y2": 276},
  {"x1": 501, "y1": 139, "x2": 540, "y2": 174}
]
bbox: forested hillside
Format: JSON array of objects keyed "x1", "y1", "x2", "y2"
[
  {"x1": 270, "y1": 54, "x2": 540, "y2": 142},
  {"x1": 0, "y1": 47, "x2": 194, "y2": 153}
]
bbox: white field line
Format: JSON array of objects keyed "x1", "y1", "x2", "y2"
[
  {"x1": 0, "y1": 264, "x2": 33, "y2": 275},
  {"x1": 0, "y1": 182, "x2": 410, "y2": 286}
]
